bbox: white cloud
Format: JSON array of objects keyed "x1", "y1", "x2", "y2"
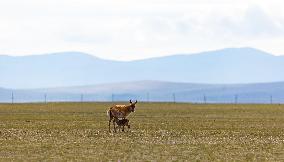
[{"x1": 0, "y1": 0, "x2": 284, "y2": 60}]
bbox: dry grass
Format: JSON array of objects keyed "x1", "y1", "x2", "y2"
[{"x1": 0, "y1": 102, "x2": 284, "y2": 161}]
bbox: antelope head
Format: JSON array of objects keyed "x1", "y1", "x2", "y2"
[{"x1": 129, "y1": 99, "x2": 138, "y2": 112}]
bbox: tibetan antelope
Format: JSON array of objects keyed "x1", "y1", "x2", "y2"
[
  {"x1": 114, "y1": 118, "x2": 130, "y2": 132},
  {"x1": 107, "y1": 100, "x2": 137, "y2": 132}
]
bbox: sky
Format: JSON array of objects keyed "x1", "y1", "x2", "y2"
[{"x1": 0, "y1": 0, "x2": 284, "y2": 60}]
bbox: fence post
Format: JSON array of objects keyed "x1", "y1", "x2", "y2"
[
  {"x1": 173, "y1": 93, "x2": 176, "y2": 103},
  {"x1": 44, "y1": 94, "x2": 47, "y2": 104},
  {"x1": 80, "y1": 94, "x2": 83, "y2": 103},
  {"x1": 270, "y1": 95, "x2": 273, "y2": 104},
  {"x1": 11, "y1": 92, "x2": 14, "y2": 104},
  {"x1": 203, "y1": 94, "x2": 206, "y2": 104},
  {"x1": 146, "y1": 92, "x2": 149, "y2": 103}
]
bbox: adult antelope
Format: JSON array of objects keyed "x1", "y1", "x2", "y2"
[{"x1": 107, "y1": 100, "x2": 137, "y2": 132}]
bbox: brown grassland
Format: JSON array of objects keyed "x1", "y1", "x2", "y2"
[{"x1": 0, "y1": 102, "x2": 284, "y2": 161}]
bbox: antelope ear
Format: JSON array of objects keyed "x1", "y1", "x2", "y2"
[
  {"x1": 129, "y1": 99, "x2": 132, "y2": 103},
  {"x1": 135, "y1": 100, "x2": 138, "y2": 104}
]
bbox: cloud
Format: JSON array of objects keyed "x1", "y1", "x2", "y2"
[
  {"x1": 218, "y1": 6, "x2": 284, "y2": 39},
  {"x1": 0, "y1": 0, "x2": 284, "y2": 60}
]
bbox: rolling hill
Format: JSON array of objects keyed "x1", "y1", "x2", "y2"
[
  {"x1": 1, "y1": 47, "x2": 284, "y2": 89},
  {"x1": 1, "y1": 80, "x2": 284, "y2": 103}
]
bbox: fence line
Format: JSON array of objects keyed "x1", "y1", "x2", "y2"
[{"x1": 0, "y1": 92, "x2": 283, "y2": 104}]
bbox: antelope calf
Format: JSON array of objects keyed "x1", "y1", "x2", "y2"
[
  {"x1": 114, "y1": 118, "x2": 130, "y2": 132},
  {"x1": 107, "y1": 100, "x2": 137, "y2": 132}
]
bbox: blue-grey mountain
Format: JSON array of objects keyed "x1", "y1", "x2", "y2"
[
  {"x1": 1, "y1": 81, "x2": 284, "y2": 103},
  {"x1": 1, "y1": 47, "x2": 284, "y2": 89}
]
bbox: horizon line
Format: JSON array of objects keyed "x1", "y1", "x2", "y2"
[
  {"x1": 0, "y1": 46, "x2": 283, "y2": 62},
  {"x1": 2, "y1": 79, "x2": 284, "y2": 91}
]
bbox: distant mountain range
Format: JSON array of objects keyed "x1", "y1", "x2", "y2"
[
  {"x1": 1, "y1": 47, "x2": 284, "y2": 103},
  {"x1": 1, "y1": 47, "x2": 284, "y2": 89},
  {"x1": 1, "y1": 80, "x2": 284, "y2": 103}
]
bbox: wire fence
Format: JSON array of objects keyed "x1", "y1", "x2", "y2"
[{"x1": 0, "y1": 92, "x2": 283, "y2": 104}]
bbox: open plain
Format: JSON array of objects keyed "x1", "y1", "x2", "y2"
[{"x1": 0, "y1": 102, "x2": 284, "y2": 161}]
